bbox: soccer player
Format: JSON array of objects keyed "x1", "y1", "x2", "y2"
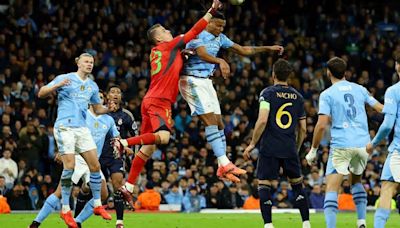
[
  {"x1": 112, "y1": 0, "x2": 223, "y2": 199},
  {"x1": 99, "y1": 85, "x2": 138, "y2": 228},
  {"x1": 179, "y1": 12, "x2": 283, "y2": 182},
  {"x1": 305, "y1": 57, "x2": 383, "y2": 228},
  {"x1": 368, "y1": 56, "x2": 400, "y2": 228},
  {"x1": 243, "y1": 59, "x2": 310, "y2": 228},
  {"x1": 37, "y1": 53, "x2": 116, "y2": 227},
  {"x1": 29, "y1": 91, "x2": 118, "y2": 228}
]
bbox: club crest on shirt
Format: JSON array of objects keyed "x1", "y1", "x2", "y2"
[
  {"x1": 80, "y1": 85, "x2": 85, "y2": 91},
  {"x1": 94, "y1": 122, "x2": 99, "y2": 128},
  {"x1": 118, "y1": 118, "x2": 123, "y2": 125}
]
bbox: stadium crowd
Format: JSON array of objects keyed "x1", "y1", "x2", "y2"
[{"x1": 0, "y1": 0, "x2": 399, "y2": 212}]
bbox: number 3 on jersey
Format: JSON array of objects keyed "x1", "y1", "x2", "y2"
[
  {"x1": 344, "y1": 93, "x2": 356, "y2": 120},
  {"x1": 276, "y1": 102, "x2": 293, "y2": 129},
  {"x1": 150, "y1": 50, "x2": 162, "y2": 76}
]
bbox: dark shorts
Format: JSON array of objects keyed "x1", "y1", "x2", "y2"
[
  {"x1": 256, "y1": 155, "x2": 302, "y2": 180},
  {"x1": 100, "y1": 157, "x2": 124, "y2": 180}
]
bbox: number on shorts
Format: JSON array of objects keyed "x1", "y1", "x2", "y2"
[
  {"x1": 344, "y1": 93, "x2": 356, "y2": 120},
  {"x1": 150, "y1": 50, "x2": 162, "y2": 76},
  {"x1": 276, "y1": 102, "x2": 293, "y2": 129}
]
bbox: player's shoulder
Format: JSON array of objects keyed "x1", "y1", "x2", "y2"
[
  {"x1": 387, "y1": 82, "x2": 400, "y2": 93},
  {"x1": 122, "y1": 108, "x2": 135, "y2": 121},
  {"x1": 288, "y1": 86, "x2": 304, "y2": 99},
  {"x1": 260, "y1": 86, "x2": 275, "y2": 96}
]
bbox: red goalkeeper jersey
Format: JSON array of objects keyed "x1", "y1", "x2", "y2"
[{"x1": 144, "y1": 18, "x2": 208, "y2": 103}]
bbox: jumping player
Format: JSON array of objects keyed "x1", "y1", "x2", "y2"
[
  {"x1": 244, "y1": 59, "x2": 310, "y2": 228},
  {"x1": 180, "y1": 11, "x2": 284, "y2": 182},
  {"x1": 112, "y1": 0, "x2": 223, "y2": 201}
]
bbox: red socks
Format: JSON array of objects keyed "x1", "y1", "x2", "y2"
[
  {"x1": 127, "y1": 151, "x2": 148, "y2": 185},
  {"x1": 126, "y1": 133, "x2": 161, "y2": 146}
]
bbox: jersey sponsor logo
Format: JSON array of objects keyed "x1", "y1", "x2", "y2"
[
  {"x1": 276, "y1": 92, "x2": 297, "y2": 100},
  {"x1": 338, "y1": 85, "x2": 352, "y2": 91}
]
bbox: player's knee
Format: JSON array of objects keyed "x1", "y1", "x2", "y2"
[
  {"x1": 157, "y1": 131, "x2": 170, "y2": 144},
  {"x1": 288, "y1": 177, "x2": 303, "y2": 185},
  {"x1": 88, "y1": 162, "x2": 101, "y2": 172},
  {"x1": 381, "y1": 182, "x2": 397, "y2": 197},
  {"x1": 258, "y1": 179, "x2": 272, "y2": 186}
]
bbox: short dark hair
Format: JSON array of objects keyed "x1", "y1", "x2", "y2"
[
  {"x1": 107, "y1": 85, "x2": 120, "y2": 93},
  {"x1": 147, "y1": 23, "x2": 162, "y2": 45},
  {"x1": 272, "y1": 58, "x2": 293, "y2": 82},
  {"x1": 327, "y1": 57, "x2": 347, "y2": 79}
]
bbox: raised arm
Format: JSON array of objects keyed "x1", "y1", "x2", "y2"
[
  {"x1": 182, "y1": 0, "x2": 222, "y2": 44},
  {"x1": 228, "y1": 43, "x2": 284, "y2": 56}
]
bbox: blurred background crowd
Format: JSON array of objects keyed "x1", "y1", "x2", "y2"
[{"x1": 0, "y1": 0, "x2": 399, "y2": 212}]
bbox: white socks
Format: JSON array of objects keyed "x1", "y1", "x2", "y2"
[
  {"x1": 125, "y1": 182, "x2": 134, "y2": 193},
  {"x1": 217, "y1": 155, "x2": 230, "y2": 166}
]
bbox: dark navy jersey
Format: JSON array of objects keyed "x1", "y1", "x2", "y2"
[
  {"x1": 100, "y1": 108, "x2": 138, "y2": 159},
  {"x1": 259, "y1": 84, "x2": 305, "y2": 158}
]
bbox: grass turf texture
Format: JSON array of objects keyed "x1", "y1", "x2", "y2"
[{"x1": 1, "y1": 212, "x2": 400, "y2": 227}]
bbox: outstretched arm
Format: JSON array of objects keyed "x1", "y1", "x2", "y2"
[
  {"x1": 196, "y1": 46, "x2": 230, "y2": 78},
  {"x1": 182, "y1": 0, "x2": 222, "y2": 44},
  {"x1": 228, "y1": 44, "x2": 284, "y2": 56}
]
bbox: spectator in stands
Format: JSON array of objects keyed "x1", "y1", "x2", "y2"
[
  {"x1": 165, "y1": 182, "x2": 183, "y2": 205},
  {"x1": 18, "y1": 118, "x2": 43, "y2": 170},
  {"x1": 182, "y1": 185, "x2": 206, "y2": 213},
  {"x1": 227, "y1": 184, "x2": 244, "y2": 209},
  {"x1": 243, "y1": 190, "x2": 260, "y2": 209},
  {"x1": 135, "y1": 182, "x2": 161, "y2": 211},
  {"x1": 309, "y1": 185, "x2": 324, "y2": 209},
  {"x1": 5, "y1": 183, "x2": 32, "y2": 210},
  {"x1": 367, "y1": 185, "x2": 381, "y2": 206},
  {"x1": 0, "y1": 176, "x2": 8, "y2": 196},
  {"x1": 338, "y1": 180, "x2": 356, "y2": 211},
  {"x1": 0, "y1": 149, "x2": 18, "y2": 189}
]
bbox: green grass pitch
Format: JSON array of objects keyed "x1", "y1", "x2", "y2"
[{"x1": 1, "y1": 212, "x2": 400, "y2": 227}]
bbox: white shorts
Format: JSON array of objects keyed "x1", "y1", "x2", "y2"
[
  {"x1": 381, "y1": 150, "x2": 400, "y2": 182},
  {"x1": 179, "y1": 76, "x2": 221, "y2": 116},
  {"x1": 326, "y1": 147, "x2": 368, "y2": 175},
  {"x1": 53, "y1": 126, "x2": 96, "y2": 154},
  {"x1": 71, "y1": 155, "x2": 105, "y2": 184}
]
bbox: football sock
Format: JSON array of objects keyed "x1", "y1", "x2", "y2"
[
  {"x1": 127, "y1": 151, "x2": 148, "y2": 186},
  {"x1": 61, "y1": 169, "x2": 73, "y2": 212},
  {"x1": 89, "y1": 172, "x2": 102, "y2": 207},
  {"x1": 126, "y1": 133, "x2": 161, "y2": 145},
  {"x1": 351, "y1": 183, "x2": 367, "y2": 221},
  {"x1": 291, "y1": 182, "x2": 310, "y2": 222},
  {"x1": 259, "y1": 184, "x2": 273, "y2": 224},
  {"x1": 374, "y1": 208, "x2": 391, "y2": 228},
  {"x1": 34, "y1": 193, "x2": 60, "y2": 223},
  {"x1": 219, "y1": 130, "x2": 226, "y2": 152},
  {"x1": 324, "y1": 191, "x2": 338, "y2": 228},
  {"x1": 114, "y1": 191, "x2": 124, "y2": 220},
  {"x1": 74, "y1": 190, "x2": 92, "y2": 218},
  {"x1": 75, "y1": 199, "x2": 94, "y2": 224},
  {"x1": 206, "y1": 125, "x2": 229, "y2": 166}
]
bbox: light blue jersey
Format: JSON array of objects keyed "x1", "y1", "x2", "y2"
[
  {"x1": 47, "y1": 72, "x2": 101, "y2": 128},
  {"x1": 318, "y1": 80, "x2": 378, "y2": 148},
  {"x1": 183, "y1": 31, "x2": 234, "y2": 78},
  {"x1": 86, "y1": 110, "x2": 119, "y2": 158},
  {"x1": 381, "y1": 82, "x2": 400, "y2": 153}
]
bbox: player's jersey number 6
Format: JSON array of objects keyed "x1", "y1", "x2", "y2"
[{"x1": 276, "y1": 102, "x2": 293, "y2": 129}]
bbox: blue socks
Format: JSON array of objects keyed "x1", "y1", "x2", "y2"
[
  {"x1": 34, "y1": 194, "x2": 60, "y2": 223},
  {"x1": 89, "y1": 172, "x2": 101, "y2": 203},
  {"x1": 351, "y1": 183, "x2": 367, "y2": 220},
  {"x1": 324, "y1": 191, "x2": 338, "y2": 228},
  {"x1": 61, "y1": 169, "x2": 73, "y2": 207},
  {"x1": 374, "y1": 208, "x2": 391, "y2": 228},
  {"x1": 75, "y1": 199, "x2": 94, "y2": 224},
  {"x1": 205, "y1": 125, "x2": 225, "y2": 158},
  {"x1": 219, "y1": 129, "x2": 226, "y2": 152}
]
